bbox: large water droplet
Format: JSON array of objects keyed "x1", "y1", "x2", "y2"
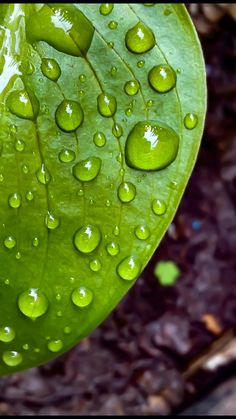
[
  {"x1": 71, "y1": 286, "x2": 93, "y2": 307},
  {"x1": 135, "y1": 225, "x2": 150, "y2": 240},
  {"x1": 74, "y1": 224, "x2": 101, "y2": 254},
  {"x1": 0, "y1": 326, "x2": 15, "y2": 342},
  {"x1": 2, "y1": 351, "x2": 23, "y2": 367},
  {"x1": 4, "y1": 236, "x2": 16, "y2": 250},
  {"x1": 6, "y1": 89, "x2": 39, "y2": 120},
  {"x1": 93, "y1": 132, "x2": 106, "y2": 147},
  {"x1": 48, "y1": 340, "x2": 63, "y2": 352},
  {"x1": 124, "y1": 80, "x2": 140, "y2": 96},
  {"x1": 58, "y1": 149, "x2": 76, "y2": 163},
  {"x1": 36, "y1": 164, "x2": 51, "y2": 185},
  {"x1": 148, "y1": 64, "x2": 176, "y2": 93},
  {"x1": 184, "y1": 113, "x2": 198, "y2": 129},
  {"x1": 152, "y1": 199, "x2": 167, "y2": 215},
  {"x1": 125, "y1": 120, "x2": 179, "y2": 171},
  {"x1": 97, "y1": 93, "x2": 117, "y2": 117},
  {"x1": 125, "y1": 21, "x2": 155, "y2": 54},
  {"x1": 106, "y1": 241, "x2": 120, "y2": 256},
  {"x1": 55, "y1": 99, "x2": 84, "y2": 132},
  {"x1": 18, "y1": 288, "x2": 49, "y2": 319},
  {"x1": 118, "y1": 182, "x2": 136, "y2": 203},
  {"x1": 73, "y1": 157, "x2": 101, "y2": 182},
  {"x1": 117, "y1": 256, "x2": 141, "y2": 281},
  {"x1": 8, "y1": 192, "x2": 22, "y2": 209},
  {"x1": 99, "y1": 3, "x2": 114, "y2": 15},
  {"x1": 45, "y1": 212, "x2": 60, "y2": 229},
  {"x1": 41, "y1": 58, "x2": 61, "y2": 81}
]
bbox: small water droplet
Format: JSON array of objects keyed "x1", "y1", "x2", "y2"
[
  {"x1": 36, "y1": 164, "x2": 51, "y2": 184},
  {"x1": 79, "y1": 89, "x2": 85, "y2": 97},
  {"x1": 125, "y1": 120, "x2": 179, "y2": 171},
  {"x1": 26, "y1": 190, "x2": 34, "y2": 201},
  {"x1": 110, "y1": 66, "x2": 117, "y2": 76},
  {"x1": 100, "y1": 3, "x2": 114, "y2": 15},
  {"x1": 48, "y1": 339, "x2": 63, "y2": 352},
  {"x1": 14, "y1": 139, "x2": 25, "y2": 152},
  {"x1": 23, "y1": 343, "x2": 29, "y2": 350},
  {"x1": 118, "y1": 182, "x2": 136, "y2": 203},
  {"x1": 15, "y1": 251, "x2": 21, "y2": 260},
  {"x1": 97, "y1": 93, "x2": 117, "y2": 117},
  {"x1": 0, "y1": 174, "x2": 4, "y2": 182},
  {"x1": 55, "y1": 293, "x2": 61, "y2": 301},
  {"x1": 106, "y1": 241, "x2": 120, "y2": 256},
  {"x1": 107, "y1": 41, "x2": 114, "y2": 48},
  {"x1": 22, "y1": 164, "x2": 29, "y2": 174},
  {"x1": 55, "y1": 99, "x2": 84, "y2": 132},
  {"x1": 93, "y1": 132, "x2": 106, "y2": 147},
  {"x1": 146, "y1": 99, "x2": 153, "y2": 108},
  {"x1": 64, "y1": 326, "x2": 71, "y2": 334},
  {"x1": 148, "y1": 64, "x2": 176, "y2": 93},
  {"x1": 74, "y1": 224, "x2": 101, "y2": 254},
  {"x1": 73, "y1": 157, "x2": 101, "y2": 182},
  {"x1": 117, "y1": 256, "x2": 141, "y2": 281},
  {"x1": 45, "y1": 211, "x2": 60, "y2": 229},
  {"x1": 8, "y1": 192, "x2": 22, "y2": 209},
  {"x1": 0, "y1": 326, "x2": 15, "y2": 342},
  {"x1": 152, "y1": 199, "x2": 167, "y2": 215},
  {"x1": 26, "y1": 62, "x2": 35, "y2": 75},
  {"x1": 57, "y1": 310, "x2": 62, "y2": 317},
  {"x1": 71, "y1": 286, "x2": 93, "y2": 307},
  {"x1": 184, "y1": 113, "x2": 198, "y2": 129},
  {"x1": 2, "y1": 351, "x2": 22, "y2": 367},
  {"x1": 105, "y1": 199, "x2": 111, "y2": 207},
  {"x1": 124, "y1": 80, "x2": 140, "y2": 96},
  {"x1": 112, "y1": 123, "x2": 123, "y2": 138},
  {"x1": 108, "y1": 20, "x2": 118, "y2": 30},
  {"x1": 4, "y1": 236, "x2": 16, "y2": 249},
  {"x1": 6, "y1": 89, "x2": 39, "y2": 120},
  {"x1": 135, "y1": 225, "x2": 150, "y2": 240},
  {"x1": 125, "y1": 108, "x2": 133, "y2": 117},
  {"x1": 59, "y1": 149, "x2": 76, "y2": 163},
  {"x1": 77, "y1": 188, "x2": 84, "y2": 197},
  {"x1": 89, "y1": 258, "x2": 101, "y2": 272},
  {"x1": 137, "y1": 60, "x2": 145, "y2": 68},
  {"x1": 125, "y1": 21, "x2": 155, "y2": 54},
  {"x1": 41, "y1": 58, "x2": 61, "y2": 81},
  {"x1": 32, "y1": 237, "x2": 40, "y2": 247},
  {"x1": 18, "y1": 288, "x2": 49, "y2": 319},
  {"x1": 79, "y1": 74, "x2": 86, "y2": 83}
]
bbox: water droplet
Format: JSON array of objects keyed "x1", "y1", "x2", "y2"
[
  {"x1": 125, "y1": 21, "x2": 155, "y2": 54},
  {"x1": 97, "y1": 93, "x2": 117, "y2": 117},
  {"x1": 55, "y1": 293, "x2": 61, "y2": 301},
  {"x1": 110, "y1": 66, "x2": 117, "y2": 76},
  {"x1": 8, "y1": 192, "x2": 22, "y2": 209},
  {"x1": 48, "y1": 339, "x2": 63, "y2": 352},
  {"x1": 45, "y1": 211, "x2": 60, "y2": 230},
  {"x1": 57, "y1": 310, "x2": 62, "y2": 317},
  {"x1": 18, "y1": 288, "x2": 49, "y2": 319},
  {"x1": 36, "y1": 164, "x2": 51, "y2": 184},
  {"x1": 4, "y1": 236, "x2": 16, "y2": 249},
  {"x1": 79, "y1": 74, "x2": 86, "y2": 83},
  {"x1": 71, "y1": 286, "x2": 93, "y2": 307},
  {"x1": 26, "y1": 190, "x2": 34, "y2": 201},
  {"x1": 16, "y1": 251, "x2": 21, "y2": 260},
  {"x1": 32, "y1": 237, "x2": 40, "y2": 247},
  {"x1": 2, "y1": 351, "x2": 22, "y2": 367},
  {"x1": 118, "y1": 182, "x2": 136, "y2": 203},
  {"x1": 108, "y1": 20, "x2": 118, "y2": 30},
  {"x1": 74, "y1": 224, "x2": 101, "y2": 254},
  {"x1": 93, "y1": 132, "x2": 106, "y2": 147},
  {"x1": 105, "y1": 199, "x2": 111, "y2": 207},
  {"x1": 22, "y1": 164, "x2": 29, "y2": 174},
  {"x1": 184, "y1": 113, "x2": 198, "y2": 129},
  {"x1": 112, "y1": 123, "x2": 123, "y2": 138},
  {"x1": 125, "y1": 120, "x2": 179, "y2": 171},
  {"x1": 117, "y1": 256, "x2": 141, "y2": 281},
  {"x1": 14, "y1": 139, "x2": 25, "y2": 152},
  {"x1": 100, "y1": 3, "x2": 114, "y2": 15},
  {"x1": 64, "y1": 326, "x2": 71, "y2": 334},
  {"x1": 148, "y1": 64, "x2": 176, "y2": 93},
  {"x1": 107, "y1": 41, "x2": 114, "y2": 48},
  {"x1": 137, "y1": 60, "x2": 145, "y2": 68},
  {"x1": 106, "y1": 241, "x2": 120, "y2": 256},
  {"x1": 59, "y1": 149, "x2": 76, "y2": 163},
  {"x1": 41, "y1": 58, "x2": 61, "y2": 81},
  {"x1": 23, "y1": 343, "x2": 29, "y2": 350},
  {"x1": 89, "y1": 258, "x2": 101, "y2": 272},
  {"x1": 73, "y1": 157, "x2": 101, "y2": 182},
  {"x1": 164, "y1": 8, "x2": 172, "y2": 16},
  {"x1": 6, "y1": 89, "x2": 39, "y2": 120},
  {"x1": 0, "y1": 326, "x2": 15, "y2": 342},
  {"x1": 4, "y1": 279, "x2": 10, "y2": 285},
  {"x1": 135, "y1": 225, "x2": 150, "y2": 240},
  {"x1": 55, "y1": 99, "x2": 84, "y2": 132},
  {"x1": 113, "y1": 225, "x2": 120, "y2": 236},
  {"x1": 124, "y1": 80, "x2": 140, "y2": 96},
  {"x1": 125, "y1": 108, "x2": 133, "y2": 117},
  {"x1": 0, "y1": 174, "x2": 4, "y2": 182},
  {"x1": 146, "y1": 99, "x2": 153, "y2": 108},
  {"x1": 79, "y1": 89, "x2": 85, "y2": 97},
  {"x1": 152, "y1": 199, "x2": 167, "y2": 215},
  {"x1": 77, "y1": 188, "x2": 84, "y2": 197},
  {"x1": 26, "y1": 62, "x2": 35, "y2": 75}
]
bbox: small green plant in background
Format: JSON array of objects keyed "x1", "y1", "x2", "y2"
[
  {"x1": 0, "y1": 4, "x2": 206, "y2": 375},
  {"x1": 154, "y1": 260, "x2": 180, "y2": 286}
]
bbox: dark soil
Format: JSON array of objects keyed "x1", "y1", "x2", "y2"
[{"x1": 1, "y1": 7, "x2": 236, "y2": 416}]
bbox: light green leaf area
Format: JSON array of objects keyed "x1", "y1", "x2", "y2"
[{"x1": 0, "y1": 3, "x2": 206, "y2": 374}]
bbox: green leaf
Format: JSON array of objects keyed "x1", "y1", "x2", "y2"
[{"x1": 0, "y1": 3, "x2": 206, "y2": 375}]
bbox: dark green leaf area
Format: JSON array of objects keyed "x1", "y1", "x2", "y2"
[{"x1": 0, "y1": 3, "x2": 206, "y2": 375}]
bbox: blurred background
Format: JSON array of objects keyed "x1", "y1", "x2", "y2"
[{"x1": 1, "y1": 4, "x2": 236, "y2": 415}]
